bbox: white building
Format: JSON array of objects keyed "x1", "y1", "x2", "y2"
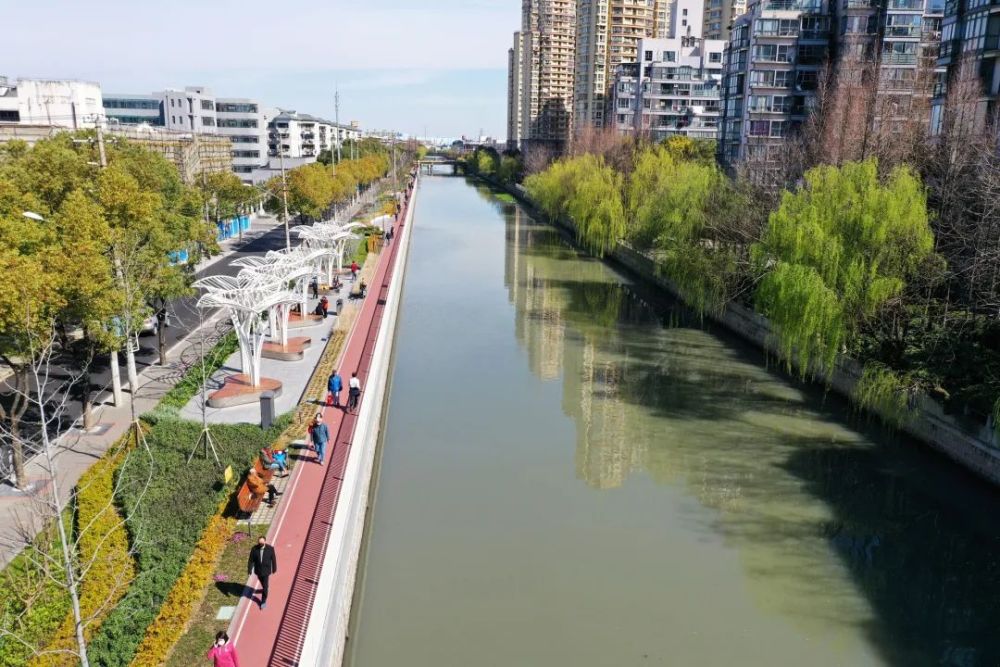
[
  {"x1": 0, "y1": 76, "x2": 103, "y2": 129},
  {"x1": 268, "y1": 111, "x2": 361, "y2": 160},
  {"x1": 610, "y1": 35, "x2": 726, "y2": 140},
  {"x1": 105, "y1": 86, "x2": 272, "y2": 181}
]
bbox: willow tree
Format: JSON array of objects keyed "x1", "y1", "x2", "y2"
[
  {"x1": 525, "y1": 154, "x2": 625, "y2": 256},
  {"x1": 752, "y1": 159, "x2": 934, "y2": 375},
  {"x1": 625, "y1": 145, "x2": 742, "y2": 314}
]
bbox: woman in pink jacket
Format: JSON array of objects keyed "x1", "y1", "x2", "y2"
[{"x1": 207, "y1": 631, "x2": 241, "y2": 667}]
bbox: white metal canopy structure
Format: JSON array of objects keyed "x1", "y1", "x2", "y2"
[
  {"x1": 194, "y1": 275, "x2": 296, "y2": 387},
  {"x1": 297, "y1": 222, "x2": 364, "y2": 284}
]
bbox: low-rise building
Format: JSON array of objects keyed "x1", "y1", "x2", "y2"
[
  {"x1": 610, "y1": 36, "x2": 726, "y2": 140},
  {"x1": 104, "y1": 86, "x2": 269, "y2": 182},
  {"x1": 0, "y1": 76, "x2": 103, "y2": 129},
  {"x1": 267, "y1": 110, "x2": 362, "y2": 160}
]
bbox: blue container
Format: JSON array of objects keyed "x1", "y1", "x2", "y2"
[{"x1": 240, "y1": 215, "x2": 250, "y2": 231}]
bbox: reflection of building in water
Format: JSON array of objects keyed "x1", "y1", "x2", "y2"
[
  {"x1": 503, "y1": 205, "x2": 638, "y2": 488},
  {"x1": 504, "y1": 206, "x2": 564, "y2": 380},
  {"x1": 567, "y1": 337, "x2": 637, "y2": 489}
]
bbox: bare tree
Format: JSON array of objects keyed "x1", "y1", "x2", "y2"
[{"x1": 0, "y1": 319, "x2": 152, "y2": 667}]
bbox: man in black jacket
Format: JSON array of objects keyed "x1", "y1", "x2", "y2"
[{"x1": 248, "y1": 536, "x2": 278, "y2": 610}]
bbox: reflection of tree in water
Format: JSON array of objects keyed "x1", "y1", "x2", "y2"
[{"x1": 501, "y1": 199, "x2": 1000, "y2": 665}]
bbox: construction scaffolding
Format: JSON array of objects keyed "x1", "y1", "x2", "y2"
[{"x1": 107, "y1": 125, "x2": 233, "y2": 184}]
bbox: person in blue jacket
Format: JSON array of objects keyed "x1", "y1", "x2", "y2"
[{"x1": 327, "y1": 369, "x2": 343, "y2": 407}]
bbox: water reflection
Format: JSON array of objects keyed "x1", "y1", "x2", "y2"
[{"x1": 501, "y1": 203, "x2": 1000, "y2": 666}]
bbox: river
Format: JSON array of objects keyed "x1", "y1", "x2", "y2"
[{"x1": 345, "y1": 172, "x2": 1000, "y2": 667}]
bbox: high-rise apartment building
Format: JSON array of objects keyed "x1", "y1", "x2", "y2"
[
  {"x1": 610, "y1": 35, "x2": 727, "y2": 139},
  {"x1": 574, "y1": 0, "x2": 672, "y2": 130},
  {"x1": 931, "y1": 0, "x2": 997, "y2": 133},
  {"x1": 705, "y1": 0, "x2": 748, "y2": 40},
  {"x1": 508, "y1": 32, "x2": 526, "y2": 149},
  {"x1": 718, "y1": 0, "x2": 832, "y2": 168},
  {"x1": 520, "y1": 0, "x2": 577, "y2": 150}
]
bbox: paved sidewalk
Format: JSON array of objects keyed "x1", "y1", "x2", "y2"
[
  {"x1": 0, "y1": 190, "x2": 386, "y2": 569},
  {"x1": 229, "y1": 177, "x2": 415, "y2": 666}
]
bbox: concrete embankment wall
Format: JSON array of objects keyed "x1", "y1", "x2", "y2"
[
  {"x1": 298, "y1": 176, "x2": 419, "y2": 666},
  {"x1": 482, "y1": 177, "x2": 1000, "y2": 487}
]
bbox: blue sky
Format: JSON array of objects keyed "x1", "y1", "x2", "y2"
[{"x1": 1, "y1": 0, "x2": 520, "y2": 139}]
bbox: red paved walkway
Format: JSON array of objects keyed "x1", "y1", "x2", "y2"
[{"x1": 230, "y1": 177, "x2": 416, "y2": 666}]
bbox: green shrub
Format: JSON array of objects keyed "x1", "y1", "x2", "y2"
[
  {"x1": 85, "y1": 414, "x2": 291, "y2": 667},
  {"x1": 156, "y1": 332, "x2": 238, "y2": 414},
  {"x1": 0, "y1": 522, "x2": 71, "y2": 667}
]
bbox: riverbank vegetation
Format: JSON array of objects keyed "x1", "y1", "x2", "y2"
[{"x1": 511, "y1": 129, "x2": 999, "y2": 432}]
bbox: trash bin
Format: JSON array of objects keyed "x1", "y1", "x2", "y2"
[{"x1": 260, "y1": 391, "x2": 275, "y2": 430}]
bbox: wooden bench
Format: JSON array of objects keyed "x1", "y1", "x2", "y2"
[{"x1": 235, "y1": 458, "x2": 275, "y2": 517}]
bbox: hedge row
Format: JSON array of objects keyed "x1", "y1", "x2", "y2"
[
  {"x1": 157, "y1": 331, "x2": 239, "y2": 413},
  {"x1": 84, "y1": 415, "x2": 290, "y2": 667},
  {"x1": 128, "y1": 515, "x2": 234, "y2": 667},
  {"x1": 30, "y1": 439, "x2": 137, "y2": 667},
  {"x1": 0, "y1": 523, "x2": 71, "y2": 667}
]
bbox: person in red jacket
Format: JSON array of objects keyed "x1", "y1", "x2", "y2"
[
  {"x1": 207, "y1": 631, "x2": 241, "y2": 667},
  {"x1": 350, "y1": 260, "x2": 360, "y2": 281}
]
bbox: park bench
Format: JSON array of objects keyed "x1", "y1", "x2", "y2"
[{"x1": 235, "y1": 457, "x2": 275, "y2": 517}]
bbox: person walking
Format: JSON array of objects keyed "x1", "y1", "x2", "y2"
[
  {"x1": 319, "y1": 295, "x2": 329, "y2": 318},
  {"x1": 350, "y1": 260, "x2": 360, "y2": 281},
  {"x1": 207, "y1": 631, "x2": 241, "y2": 667},
  {"x1": 309, "y1": 276, "x2": 319, "y2": 299},
  {"x1": 327, "y1": 370, "x2": 343, "y2": 407},
  {"x1": 247, "y1": 536, "x2": 277, "y2": 610},
  {"x1": 310, "y1": 412, "x2": 330, "y2": 465},
  {"x1": 347, "y1": 372, "x2": 362, "y2": 414}
]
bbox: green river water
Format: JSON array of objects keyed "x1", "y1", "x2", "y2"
[{"x1": 345, "y1": 173, "x2": 1000, "y2": 667}]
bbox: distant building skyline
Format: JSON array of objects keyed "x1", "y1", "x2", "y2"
[{"x1": 0, "y1": 0, "x2": 516, "y2": 140}]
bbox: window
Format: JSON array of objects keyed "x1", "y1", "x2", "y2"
[
  {"x1": 104, "y1": 98, "x2": 160, "y2": 110},
  {"x1": 202, "y1": 116, "x2": 215, "y2": 126},
  {"x1": 664, "y1": 50, "x2": 677, "y2": 61},
  {"x1": 231, "y1": 150, "x2": 261, "y2": 158},
  {"x1": 171, "y1": 115, "x2": 176, "y2": 123},
  {"x1": 709, "y1": 52, "x2": 722, "y2": 63},
  {"x1": 0, "y1": 110, "x2": 20, "y2": 122},
  {"x1": 217, "y1": 102, "x2": 259, "y2": 113},
  {"x1": 682, "y1": 19, "x2": 687, "y2": 25},
  {"x1": 618, "y1": 98, "x2": 631, "y2": 108},
  {"x1": 230, "y1": 135, "x2": 260, "y2": 143},
  {"x1": 201, "y1": 99, "x2": 215, "y2": 110},
  {"x1": 233, "y1": 166, "x2": 253, "y2": 173},
  {"x1": 645, "y1": 50, "x2": 654, "y2": 61},
  {"x1": 218, "y1": 119, "x2": 259, "y2": 128},
  {"x1": 170, "y1": 98, "x2": 175, "y2": 107}
]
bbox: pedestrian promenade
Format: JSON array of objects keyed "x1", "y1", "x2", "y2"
[
  {"x1": 229, "y1": 179, "x2": 415, "y2": 666},
  {"x1": 0, "y1": 189, "x2": 382, "y2": 569}
]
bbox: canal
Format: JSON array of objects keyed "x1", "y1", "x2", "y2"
[{"x1": 345, "y1": 173, "x2": 1000, "y2": 666}]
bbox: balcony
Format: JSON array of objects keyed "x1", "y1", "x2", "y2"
[
  {"x1": 882, "y1": 52, "x2": 918, "y2": 64},
  {"x1": 843, "y1": 0, "x2": 876, "y2": 8},
  {"x1": 763, "y1": 0, "x2": 824, "y2": 11}
]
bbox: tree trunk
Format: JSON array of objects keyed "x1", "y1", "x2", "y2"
[
  {"x1": 109, "y1": 350, "x2": 123, "y2": 406},
  {"x1": 126, "y1": 346, "x2": 139, "y2": 396},
  {"x1": 10, "y1": 419, "x2": 25, "y2": 490},
  {"x1": 157, "y1": 321, "x2": 167, "y2": 367}
]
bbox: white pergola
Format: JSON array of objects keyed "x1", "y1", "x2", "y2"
[
  {"x1": 194, "y1": 275, "x2": 297, "y2": 387},
  {"x1": 297, "y1": 222, "x2": 364, "y2": 285},
  {"x1": 234, "y1": 247, "x2": 327, "y2": 320}
]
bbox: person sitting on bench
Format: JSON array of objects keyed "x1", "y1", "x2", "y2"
[
  {"x1": 247, "y1": 468, "x2": 277, "y2": 507},
  {"x1": 261, "y1": 447, "x2": 288, "y2": 477}
]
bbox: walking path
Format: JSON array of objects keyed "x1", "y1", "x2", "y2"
[
  {"x1": 0, "y1": 189, "x2": 384, "y2": 569},
  {"x1": 229, "y1": 177, "x2": 416, "y2": 666}
]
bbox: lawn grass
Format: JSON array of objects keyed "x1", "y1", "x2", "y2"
[{"x1": 165, "y1": 525, "x2": 268, "y2": 667}]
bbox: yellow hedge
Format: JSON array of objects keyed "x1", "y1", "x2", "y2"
[
  {"x1": 30, "y1": 440, "x2": 136, "y2": 667},
  {"x1": 127, "y1": 515, "x2": 234, "y2": 667}
]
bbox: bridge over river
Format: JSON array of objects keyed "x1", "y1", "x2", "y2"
[{"x1": 343, "y1": 169, "x2": 1000, "y2": 666}]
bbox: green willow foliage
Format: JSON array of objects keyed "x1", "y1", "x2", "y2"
[
  {"x1": 524, "y1": 154, "x2": 625, "y2": 256},
  {"x1": 627, "y1": 145, "x2": 738, "y2": 314},
  {"x1": 854, "y1": 362, "x2": 913, "y2": 427},
  {"x1": 752, "y1": 159, "x2": 934, "y2": 376}
]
